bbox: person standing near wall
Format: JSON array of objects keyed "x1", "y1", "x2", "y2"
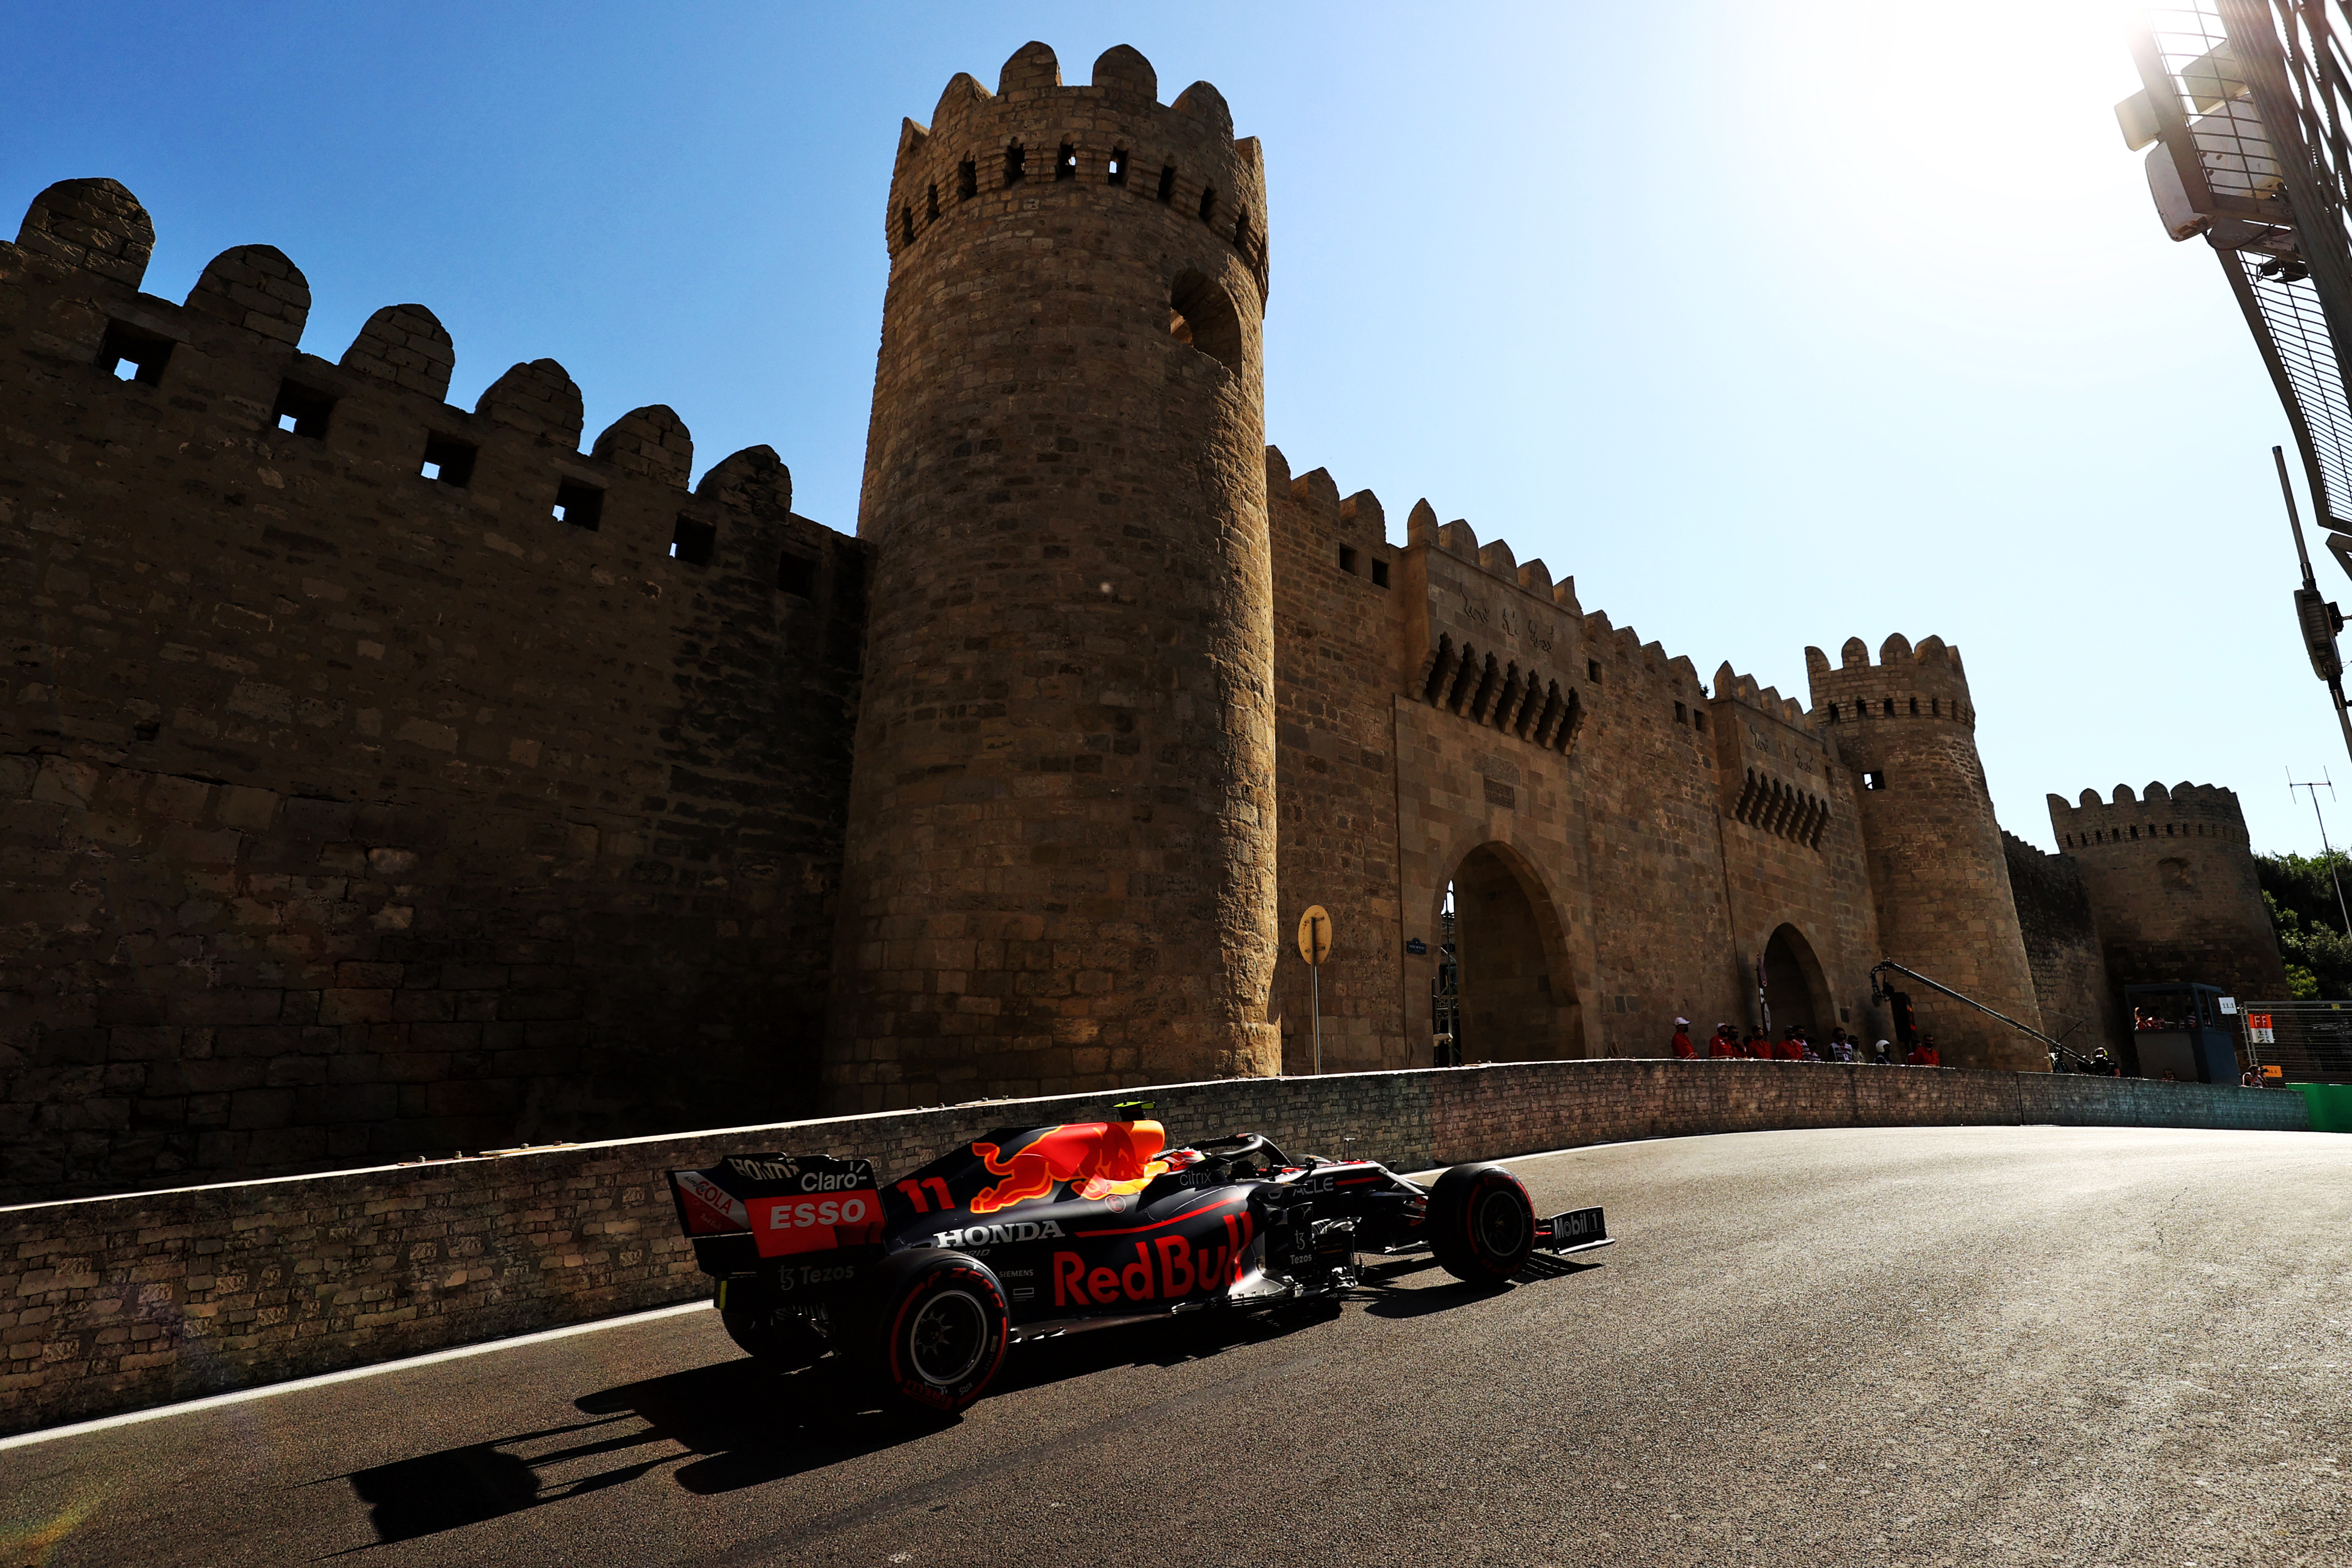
[
  {"x1": 1670, "y1": 1018, "x2": 1696, "y2": 1059},
  {"x1": 1711, "y1": 1024, "x2": 1742, "y2": 1058}
]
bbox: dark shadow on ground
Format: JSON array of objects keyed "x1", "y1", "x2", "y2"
[
  {"x1": 325, "y1": 1414, "x2": 684, "y2": 1552},
  {"x1": 323, "y1": 1254, "x2": 1599, "y2": 1546},
  {"x1": 1354, "y1": 1250, "x2": 1604, "y2": 1318}
]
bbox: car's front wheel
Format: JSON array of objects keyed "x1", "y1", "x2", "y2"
[
  {"x1": 853, "y1": 1250, "x2": 1011, "y2": 1416},
  {"x1": 1427, "y1": 1162, "x2": 1536, "y2": 1286}
]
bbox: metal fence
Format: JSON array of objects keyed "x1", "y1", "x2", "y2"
[{"x1": 2240, "y1": 999, "x2": 2352, "y2": 1080}]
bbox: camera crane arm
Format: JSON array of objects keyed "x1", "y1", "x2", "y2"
[{"x1": 1868, "y1": 959, "x2": 2088, "y2": 1066}]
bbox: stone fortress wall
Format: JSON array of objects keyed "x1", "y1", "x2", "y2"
[
  {"x1": 0, "y1": 40, "x2": 2290, "y2": 1200},
  {"x1": 2045, "y1": 783, "x2": 2288, "y2": 1004},
  {"x1": 0, "y1": 180, "x2": 867, "y2": 1201}
]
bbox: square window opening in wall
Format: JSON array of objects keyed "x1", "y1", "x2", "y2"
[
  {"x1": 1587, "y1": 659, "x2": 1602, "y2": 682},
  {"x1": 99, "y1": 321, "x2": 173, "y2": 385},
  {"x1": 553, "y1": 479, "x2": 604, "y2": 530},
  {"x1": 420, "y1": 433, "x2": 477, "y2": 487},
  {"x1": 1674, "y1": 701, "x2": 1687, "y2": 724},
  {"x1": 1371, "y1": 557, "x2": 1390, "y2": 588},
  {"x1": 1693, "y1": 709, "x2": 1707, "y2": 733},
  {"x1": 1338, "y1": 545, "x2": 1359, "y2": 575},
  {"x1": 671, "y1": 515, "x2": 717, "y2": 566},
  {"x1": 272, "y1": 380, "x2": 335, "y2": 438},
  {"x1": 777, "y1": 551, "x2": 818, "y2": 598},
  {"x1": 1862, "y1": 769, "x2": 1887, "y2": 790}
]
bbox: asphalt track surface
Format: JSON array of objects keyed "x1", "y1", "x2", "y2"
[{"x1": 5, "y1": 1124, "x2": 2347, "y2": 1568}]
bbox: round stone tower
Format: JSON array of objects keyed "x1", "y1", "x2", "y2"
[
  {"x1": 2047, "y1": 782, "x2": 2288, "y2": 1004},
  {"x1": 1807, "y1": 634, "x2": 2046, "y2": 1070},
  {"x1": 827, "y1": 42, "x2": 1279, "y2": 1110}
]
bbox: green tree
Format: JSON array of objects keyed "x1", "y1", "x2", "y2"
[{"x1": 2256, "y1": 851, "x2": 2352, "y2": 1000}]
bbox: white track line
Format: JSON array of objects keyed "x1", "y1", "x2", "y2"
[
  {"x1": 0, "y1": 1298, "x2": 712, "y2": 1452},
  {"x1": 0, "y1": 1130, "x2": 1915, "y2": 1452}
]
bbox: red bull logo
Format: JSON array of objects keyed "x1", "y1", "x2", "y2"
[
  {"x1": 1050, "y1": 1211, "x2": 1255, "y2": 1307},
  {"x1": 969, "y1": 1121, "x2": 1170, "y2": 1214}
]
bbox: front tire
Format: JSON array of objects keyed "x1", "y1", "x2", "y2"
[
  {"x1": 1427, "y1": 1163, "x2": 1535, "y2": 1287},
  {"x1": 853, "y1": 1250, "x2": 1010, "y2": 1416}
]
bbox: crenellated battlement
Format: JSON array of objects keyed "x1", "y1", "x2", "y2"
[
  {"x1": 3, "y1": 177, "x2": 851, "y2": 605},
  {"x1": 1389, "y1": 494, "x2": 1596, "y2": 756},
  {"x1": 1708, "y1": 661, "x2": 1834, "y2": 850},
  {"x1": 885, "y1": 43, "x2": 1268, "y2": 300},
  {"x1": 2047, "y1": 782, "x2": 2251, "y2": 849},
  {"x1": 1710, "y1": 663, "x2": 1815, "y2": 732},
  {"x1": 1804, "y1": 632, "x2": 1976, "y2": 729}
]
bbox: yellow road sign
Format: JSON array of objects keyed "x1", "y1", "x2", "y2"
[{"x1": 1296, "y1": 905, "x2": 1332, "y2": 967}]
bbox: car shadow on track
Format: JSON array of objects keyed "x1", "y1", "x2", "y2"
[
  {"x1": 325, "y1": 1307, "x2": 1332, "y2": 1549},
  {"x1": 1352, "y1": 1251, "x2": 1605, "y2": 1318},
  {"x1": 326, "y1": 1256, "x2": 1603, "y2": 1546}
]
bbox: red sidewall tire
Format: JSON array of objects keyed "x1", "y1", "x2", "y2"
[
  {"x1": 1428, "y1": 1163, "x2": 1535, "y2": 1286},
  {"x1": 861, "y1": 1251, "x2": 1010, "y2": 1416}
]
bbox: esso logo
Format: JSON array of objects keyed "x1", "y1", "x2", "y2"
[{"x1": 768, "y1": 1196, "x2": 871, "y2": 1230}]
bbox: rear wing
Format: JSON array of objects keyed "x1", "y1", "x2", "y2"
[{"x1": 667, "y1": 1152, "x2": 885, "y2": 1278}]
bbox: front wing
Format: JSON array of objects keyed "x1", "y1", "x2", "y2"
[{"x1": 1537, "y1": 1205, "x2": 1613, "y2": 1256}]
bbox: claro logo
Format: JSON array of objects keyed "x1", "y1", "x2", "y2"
[{"x1": 769, "y1": 1196, "x2": 872, "y2": 1230}]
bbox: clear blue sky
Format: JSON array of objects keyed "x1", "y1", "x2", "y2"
[{"x1": 6, "y1": 0, "x2": 2342, "y2": 856}]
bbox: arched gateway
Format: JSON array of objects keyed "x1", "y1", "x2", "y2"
[
  {"x1": 1446, "y1": 843, "x2": 1580, "y2": 1063},
  {"x1": 1759, "y1": 922, "x2": 1834, "y2": 1038}
]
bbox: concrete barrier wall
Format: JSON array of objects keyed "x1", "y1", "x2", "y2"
[{"x1": 0, "y1": 1059, "x2": 2309, "y2": 1436}]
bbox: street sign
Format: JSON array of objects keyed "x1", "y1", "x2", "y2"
[
  {"x1": 2220, "y1": 996, "x2": 2238, "y2": 1014},
  {"x1": 1406, "y1": 937, "x2": 1427, "y2": 956},
  {"x1": 1296, "y1": 906, "x2": 1332, "y2": 966},
  {"x1": 1296, "y1": 906, "x2": 1332, "y2": 1076}
]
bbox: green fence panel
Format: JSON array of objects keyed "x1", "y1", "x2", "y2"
[{"x1": 2290, "y1": 1082, "x2": 2352, "y2": 1132}]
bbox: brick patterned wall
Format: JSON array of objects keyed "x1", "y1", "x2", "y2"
[
  {"x1": 2047, "y1": 784, "x2": 2289, "y2": 1004},
  {"x1": 2003, "y1": 830, "x2": 2121, "y2": 1055},
  {"x1": 0, "y1": 181, "x2": 866, "y2": 1203},
  {"x1": 1809, "y1": 636, "x2": 2045, "y2": 1071},
  {"x1": 1708, "y1": 673, "x2": 1888, "y2": 1044},
  {"x1": 827, "y1": 43, "x2": 1282, "y2": 1109},
  {"x1": 1265, "y1": 452, "x2": 1406, "y2": 1072},
  {"x1": 0, "y1": 1058, "x2": 2306, "y2": 1437}
]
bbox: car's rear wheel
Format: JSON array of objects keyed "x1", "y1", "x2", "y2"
[
  {"x1": 1427, "y1": 1162, "x2": 1535, "y2": 1287},
  {"x1": 853, "y1": 1250, "x2": 1010, "y2": 1416},
  {"x1": 719, "y1": 1303, "x2": 826, "y2": 1369}
]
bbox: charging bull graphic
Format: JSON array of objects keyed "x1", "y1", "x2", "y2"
[{"x1": 969, "y1": 1120, "x2": 1172, "y2": 1214}]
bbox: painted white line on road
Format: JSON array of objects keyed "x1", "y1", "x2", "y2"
[
  {"x1": 0, "y1": 1298, "x2": 713, "y2": 1452},
  {"x1": 1405, "y1": 1137, "x2": 1652, "y2": 1182}
]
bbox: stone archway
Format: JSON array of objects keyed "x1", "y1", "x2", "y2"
[
  {"x1": 1760, "y1": 922, "x2": 1834, "y2": 1038},
  {"x1": 1449, "y1": 842, "x2": 1580, "y2": 1062}
]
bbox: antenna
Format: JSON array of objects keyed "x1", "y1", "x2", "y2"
[{"x1": 2286, "y1": 767, "x2": 2352, "y2": 940}]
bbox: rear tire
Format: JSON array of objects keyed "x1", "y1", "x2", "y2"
[
  {"x1": 720, "y1": 1304, "x2": 826, "y2": 1369},
  {"x1": 853, "y1": 1250, "x2": 1010, "y2": 1416},
  {"x1": 1427, "y1": 1163, "x2": 1535, "y2": 1287}
]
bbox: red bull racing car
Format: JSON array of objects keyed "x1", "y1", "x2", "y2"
[{"x1": 666, "y1": 1109, "x2": 1611, "y2": 1414}]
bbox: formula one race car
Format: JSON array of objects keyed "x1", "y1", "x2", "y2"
[{"x1": 666, "y1": 1109, "x2": 1611, "y2": 1414}]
